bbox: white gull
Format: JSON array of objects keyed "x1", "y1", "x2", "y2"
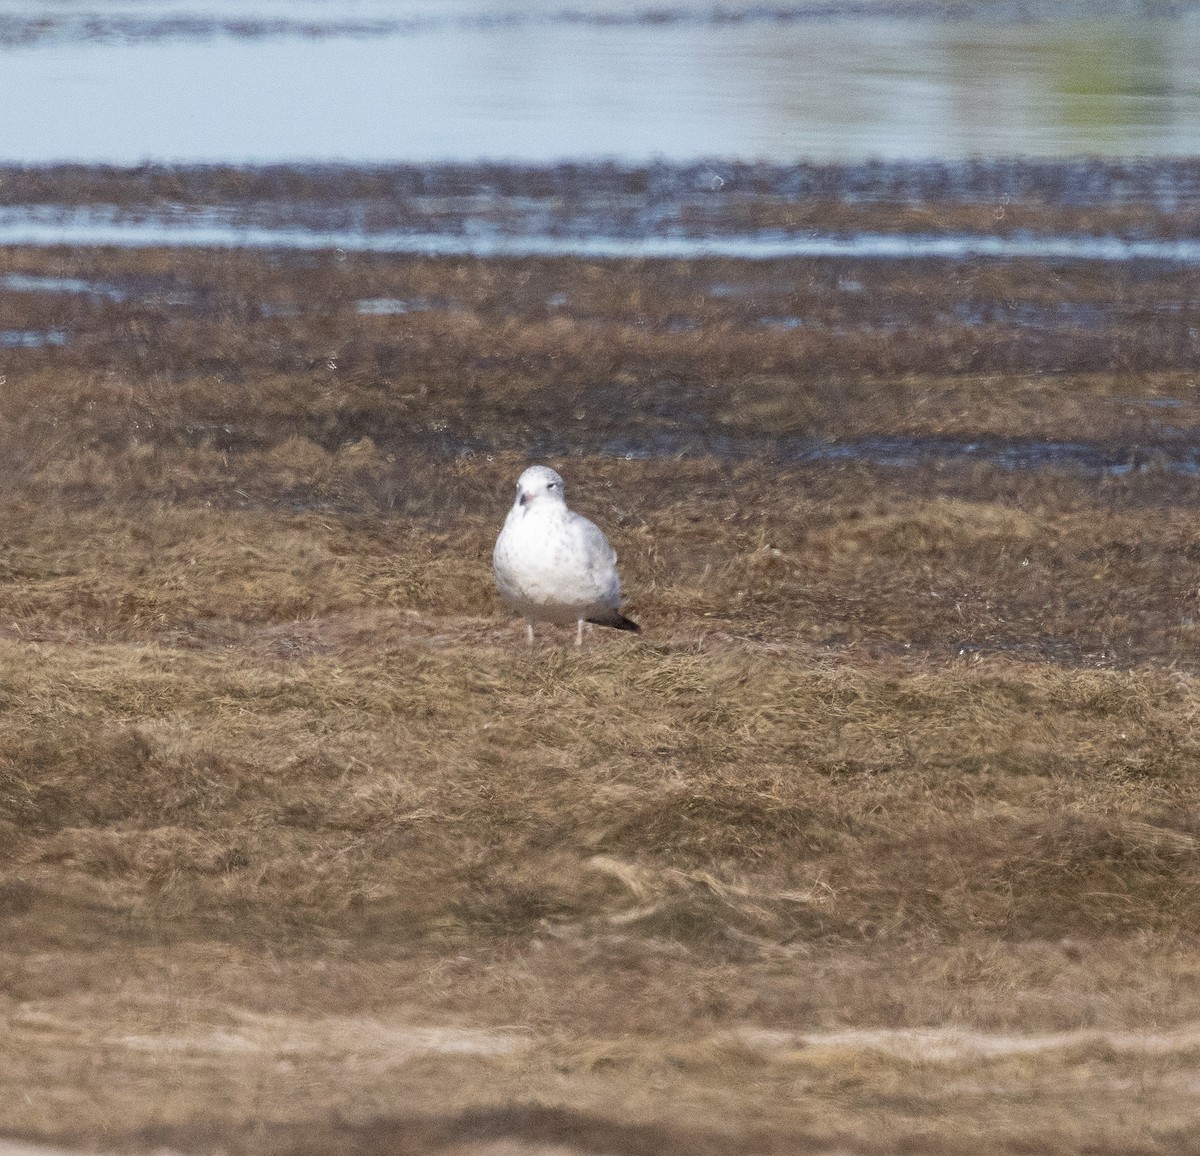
[{"x1": 493, "y1": 465, "x2": 640, "y2": 646}]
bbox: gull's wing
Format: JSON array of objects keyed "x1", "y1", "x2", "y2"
[{"x1": 568, "y1": 511, "x2": 622, "y2": 603}]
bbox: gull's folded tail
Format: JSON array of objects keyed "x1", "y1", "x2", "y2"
[{"x1": 587, "y1": 611, "x2": 641, "y2": 633}]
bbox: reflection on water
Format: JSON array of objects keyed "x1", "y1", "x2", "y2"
[{"x1": 0, "y1": 5, "x2": 1198, "y2": 162}]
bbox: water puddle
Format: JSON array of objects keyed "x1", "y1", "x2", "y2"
[
  {"x1": 0, "y1": 272, "x2": 125, "y2": 298},
  {"x1": 0, "y1": 329, "x2": 68, "y2": 348},
  {"x1": 355, "y1": 297, "x2": 446, "y2": 315},
  {"x1": 0, "y1": 271, "x2": 201, "y2": 307},
  {"x1": 4, "y1": 209, "x2": 1200, "y2": 263},
  {"x1": 1114, "y1": 396, "x2": 1187, "y2": 409},
  {"x1": 949, "y1": 301, "x2": 1115, "y2": 330}
]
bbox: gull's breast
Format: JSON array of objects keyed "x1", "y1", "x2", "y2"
[{"x1": 493, "y1": 507, "x2": 616, "y2": 619}]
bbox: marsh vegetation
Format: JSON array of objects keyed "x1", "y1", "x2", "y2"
[{"x1": 3, "y1": 165, "x2": 1200, "y2": 1153}]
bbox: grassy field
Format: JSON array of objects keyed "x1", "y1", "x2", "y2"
[{"x1": 2, "y1": 231, "x2": 1200, "y2": 1154}]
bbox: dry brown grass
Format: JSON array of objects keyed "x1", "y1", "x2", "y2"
[{"x1": 3, "y1": 238, "x2": 1200, "y2": 1154}]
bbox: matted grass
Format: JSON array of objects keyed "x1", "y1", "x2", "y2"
[{"x1": 2, "y1": 239, "x2": 1200, "y2": 1154}]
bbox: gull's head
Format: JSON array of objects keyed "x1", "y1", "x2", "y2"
[{"x1": 515, "y1": 464, "x2": 566, "y2": 510}]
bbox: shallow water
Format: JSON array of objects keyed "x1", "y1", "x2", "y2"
[
  {"x1": 4, "y1": 209, "x2": 1200, "y2": 261},
  {"x1": 0, "y1": 273, "x2": 125, "y2": 299},
  {"x1": 354, "y1": 297, "x2": 445, "y2": 315},
  {"x1": 0, "y1": 328, "x2": 68, "y2": 347},
  {"x1": 2, "y1": 3, "x2": 1200, "y2": 163}
]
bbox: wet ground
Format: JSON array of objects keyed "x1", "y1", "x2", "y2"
[
  {"x1": 6, "y1": 155, "x2": 1200, "y2": 1155},
  {"x1": 2, "y1": 160, "x2": 1200, "y2": 480}
]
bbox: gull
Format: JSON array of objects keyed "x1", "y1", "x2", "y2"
[{"x1": 493, "y1": 465, "x2": 640, "y2": 646}]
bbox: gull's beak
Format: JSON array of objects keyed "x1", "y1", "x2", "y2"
[{"x1": 518, "y1": 490, "x2": 530, "y2": 507}]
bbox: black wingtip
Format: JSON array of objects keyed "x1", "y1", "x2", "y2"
[{"x1": 588, "y1": 613, "x2": 641, "y2": 633}]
